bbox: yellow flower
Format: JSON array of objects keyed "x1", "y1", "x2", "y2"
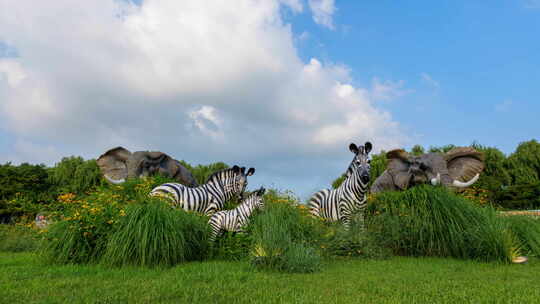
[
  {"x1": 119, "y1": 210, "x2": 126, "y2": 216},
  {"x1": 107, "y1": 220, "x2": 114, "y2": 224}
]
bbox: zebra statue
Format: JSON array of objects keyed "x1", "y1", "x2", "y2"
[
  {"x1": 308, "y1": 142, "x2": 372, "y2": 228},
  {"x1": 208, "y1": 187, "x2": 266, "y2": 241},
  {"x1": 150, "y1": 165, "x2": 255, "y2": 215}
]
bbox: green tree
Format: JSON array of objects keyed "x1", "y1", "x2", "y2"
[
  {"x1": 505, "y1": 140, "x2": 540, "y2": 185},
  {"x1": 410, "y1": 145, "x2": 425, "y2": 156},
  {"x1": 48, "y1": 156, "x2": 103, "y2": 194},
  {"x1": 178, "y1": 161, "x2": 229, "y2": 185}
]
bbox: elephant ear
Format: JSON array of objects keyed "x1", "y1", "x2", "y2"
[
  {"x1": 444, "y1": 147, "x2": 485, "y2": 183},
  {"x1": 97, "y1": 147, "x2": 132, "y2": 181},
  {"x1": 386, "y1": 149, "x2": 412, "y2": 190}
]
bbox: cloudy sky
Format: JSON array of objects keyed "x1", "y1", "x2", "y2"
[{"x1": 0, "y1": 0, "x2": 539, "y2": 198}]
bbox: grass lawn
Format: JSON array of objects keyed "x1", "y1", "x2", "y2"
[{"x1": 1, "y1": 252, "x2": 538, "y2": 303}]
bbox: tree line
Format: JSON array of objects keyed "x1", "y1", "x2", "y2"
[{"x1": 1, "y1": 139, "x2": 539, "y2": 222}]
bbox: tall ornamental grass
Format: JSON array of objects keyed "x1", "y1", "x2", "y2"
[
  {"x1": 249, "y1": 190, "x2": 323, "y2": 273},
  {"x1": 102, "y1": 199, "x2": 210, "y2": 267},
  {"x1": 367, "y1": 185, "x2": 529, "y2": 262}
]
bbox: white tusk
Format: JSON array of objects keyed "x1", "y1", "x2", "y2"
[
  {"x1": 431, "y1": 173, "x2": 441, "y2": 186},
  {"x1": 104, "y1": 174, "x2": 126, "y2": 184},
  {"x1": 452, "y1": 173, "x2": 480, "y2": 188}
]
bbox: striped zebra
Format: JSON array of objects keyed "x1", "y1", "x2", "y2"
[
  {"x1": 150, "y1": 165, "x2": 255, "y2": 215},
  {"x1": 208, "y1": 187, "x2": 266, "y2": 241},
  {"x1": 308, "y1": 142, "x2": 372, "y2": 227}
]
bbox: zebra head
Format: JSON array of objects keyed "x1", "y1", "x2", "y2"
[
  {"x1": 349, "y1": 142, "x2": 372, "y2": 185},
  {"x1": 243, "y1": 187, "x2": 266, "y2": 210},
  {"x1": 232, "y1": 166, "x2": 255, "y2": 198}
]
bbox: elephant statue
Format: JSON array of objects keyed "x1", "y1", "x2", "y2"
[
  {"x1": 371, "y1": 147, "x2": 484, "y2": 193},
  {"x1": 97, "y1": 147, "x2": 198, "y2": 187}
]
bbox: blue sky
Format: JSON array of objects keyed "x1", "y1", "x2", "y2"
[
  {"x1": 0, "y1": 0, "x2": 538, "y2": 198},
  {"x1": 290, "y1": 1, "x2": 540, "y2": 153}
]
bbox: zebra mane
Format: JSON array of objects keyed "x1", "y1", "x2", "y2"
[{"x1": 205, "y1": 167, "x2": 239, "y2": 184}]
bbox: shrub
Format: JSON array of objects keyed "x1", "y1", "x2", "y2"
[
  {"x1": 40, "y1": 191, "x2": 125, "y2": 264},
  {"x1": 367, "y1": 185, "x2": 524, "y2": 262},
  {"x1": 102, "y1": 199, "x2": 210, "y2": 267},
  {"x1": 320, "y1": 219, "x2": 391, "y2": 259},
  {"x1": 495, "y1": 183, "x2": 540, "y2": 210},
  {"x1": 48, "y1": 156, "x2": 103, "y2": 195},
  {"x1": 0, "y1": 224, "x2": 41, "y2": 252},
  {"x1": 502, "y1": 215, "x2": 540, "y2": 257},
  {"x1": 248, "y1": 190, "x2": 323, "y2": 273},
  {"x1": 210, "y1": 231, "x2": 252, "y2": 261}
]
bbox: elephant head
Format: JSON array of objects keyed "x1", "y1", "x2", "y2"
[
  {"x1": 371, "y1": 147, "x2": 484, "y2": 193},
  {"x1": 97, "y1": 147, "x2": 198, "y2": 187}
]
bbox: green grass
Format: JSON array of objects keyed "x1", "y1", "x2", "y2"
[
  {"x1": 102, "y1": 200, "x2": 210, "y2": 267},
  {"x1": 368, "y1": 186, "x2": 529, "y2": 262},
  {"x1": 1, "y1": 252, "x2": 539, "y2": 303}
]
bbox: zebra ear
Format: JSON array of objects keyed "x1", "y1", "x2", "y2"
[
  {"x1": 364, "y1": 142, "x2": 373, "y2": 154},
  {"x1": 240, "y1": 167, "x2": 246, "y2": 175},
  {"x1": 257, "y1": 187, "x2": 266, "y2": 196},
  {"x1": 349, "y1": 143, "x2": 359, "y2": 154},
  {"x1": 232, "y1": 165, "x2": 241, "y2": 173},
  {"x1": 246, "y1": 168, "x2": 255, "y2": 176}
]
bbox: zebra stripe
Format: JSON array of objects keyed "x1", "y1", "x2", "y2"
[
  {"x1": 308, "y1": 142, "x2": 372, "y2": 227},
  {"x1": 149, "y1": 165, "x2": 255, "y2": 215},
  {"x1": 208, "y1": 187, "x2": 265, "y2": 241}
]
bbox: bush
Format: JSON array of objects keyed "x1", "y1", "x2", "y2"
[
  {"x1": 367, "y1": 186, "x2": 525, "y2": 262},
  {"x1": 102, "y1": 200, "x2": 210, "y2": 267},
  {"x1": 40, "y1": 191, "x2": 125, "y2": 264},
  {"x1": 0, "y1": 224, "x2": 41, "y2": 252},
  {"x1": 48, "y1": 156, "x2": 103, "y2": 195},
  {"x1": 495, "y1": 183, "x2": 540, "y2": 210},
  {"x1": 502, "y1": 215, "x2": 540, "y2": 257},
  {"x1": 248, "y1": 190, "x2": 323, "y2": 273},
  {"x1": 321, "y1": 219, "x2": 391, "y2": 259},
  {"x1": 210, "y1": 231, "x2": 252, "y2": 261}
]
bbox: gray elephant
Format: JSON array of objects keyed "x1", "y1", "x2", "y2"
[
  {"x1": 371, "y1": 147, "x2": 484, "y2": 193},
  {"x1": 97, "y1": 147, "x2": 198, "y2": 187}
]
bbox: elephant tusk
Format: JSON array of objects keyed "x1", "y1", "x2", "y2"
[
  {"x1": 104, "y1": 174, "x2": 126, "y2": 184},
  {"x1": 452, "y1": 173, "x2": 480, "y2": 188},
  {"x1": 431, "y1": 173, "x2": 441, "y2": 186}
]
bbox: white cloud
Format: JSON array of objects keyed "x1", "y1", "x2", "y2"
[
  {"x1": 420, "y1": 72, "x2": 440, "y2": 88},
  {"x1": 0, "y1": 0, "x2": 406, "y2": 196},
  {"x1": 308, "y1": 0, "x2": 336, "y2": 29},
  {"x1": 371, "y1": 78, "x2": 412, "y2": 101}
]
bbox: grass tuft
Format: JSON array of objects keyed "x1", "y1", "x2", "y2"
[
  {"x1": 367, "y1": 185, "x2": 530, "y2": 262},
  {"x1": 102, "y1": 199, "x2": 210, "y2": 267}
]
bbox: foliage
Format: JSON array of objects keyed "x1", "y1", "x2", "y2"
[
  {"x1": 178, "y1": 160, "x2": 229, "y2": 185},
  {"x1": 40, "y1": 191, "x2": 127, "y2": 264},
  {"x1": 495, "y1": 182, "x2": 540, "y2": 210},
  {"x1": 319, "y1": 219, "x2": 391, "y2": 259},
  {"x1": 210, "y1": 231, "x2": 252, "y2": 260},
  {"x1": 48, "y1": 156, "x2": 103, "y2": 195},
  {"x1": 506, "y1": 139, "x2": 540, "y2": 185},
  {"x1": 248, "y1": 189, "x2": 323, "y2": 273},
  {"x1": 367, "y1": 185, "x2": 525, "y2": 262},
  {"x1": 0, "y1": 224, "x2": 41, "y2": 252},
  {"x1": 0, "y1": 162, "x2": 52, "y2": 221},
  {"x1": 410, "y1": 145, "x2": 425, "y2": 156},
  {"x1": 103, "y1": 200, "x2": 210, "y2": 267},
  {"x1": 501, "y1": 215, "x2": 540, "y2": 257},
  {"x1": 428, "y1": 144, "x2": 456, "y2": 153}
]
